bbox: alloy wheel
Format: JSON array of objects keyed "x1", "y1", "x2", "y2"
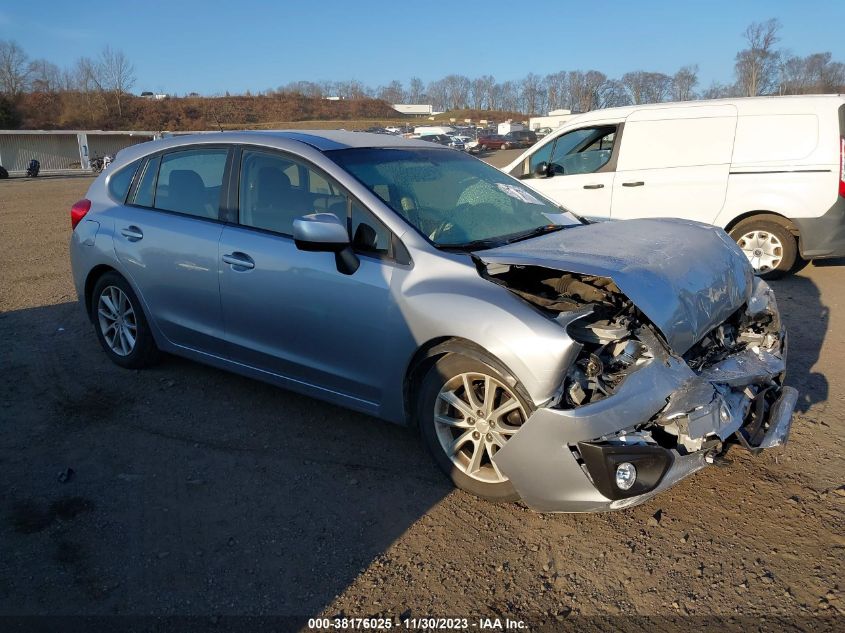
[
  {"x1": 434, "y1": 372, "x2": 527, "y2": 484},
  {"x1": 97, "y1": 285, "x2": 137, "y2": 356}
]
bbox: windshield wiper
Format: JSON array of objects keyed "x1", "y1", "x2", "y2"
[
  {"x1": 438, "y1": 224, "x2": 568, "y2": 252},
  {"x1": 437, "y1": 237, "x2": 506, "y2": 251},
  {"x1": 499, "y1": 224, "x2": 568, "y2": 245}
]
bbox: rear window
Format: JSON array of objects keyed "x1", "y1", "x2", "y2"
[{"x1": 107, "y1": 159, "x2": 141, "y2": 202}]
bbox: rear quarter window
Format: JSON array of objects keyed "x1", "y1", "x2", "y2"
[{"x1": 107, "y1": 159, "x2": 141, "y2": 203}]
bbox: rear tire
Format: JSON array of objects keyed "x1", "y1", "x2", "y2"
[
  {"x1": 91, "y1": 272, "x2": 159, "y2": 369},
  {"x1": 729, "y1": 216, "x2": 797, "y2": 280},
  {"x1": 501, "y1": 143, "x2": 509, "y2": 150},
  {"x1": 417, "y1": 353, "x2": 533, "y2": 502},
  {"x1": 0, "y1": 166, "x2": 8, "y2": 179}
]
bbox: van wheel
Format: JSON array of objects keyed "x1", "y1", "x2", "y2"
[
  {"x1": 729, "y1": 217, "x2": 797, "y2": 280},
  {"x1": 501, "y1": 143, "x2": 509, "y2": 150},
  {"x1": 417, "y1": 353, "x2": 533, "y2": 502}
]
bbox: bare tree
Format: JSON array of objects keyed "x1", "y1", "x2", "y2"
[
  {"x1": 622, "y1": 71, "x2": 672, "y2": 104},
  {"x1": 376, "y1": 80, "x2": 405, "y2": 104},
  {"x1": 569, "y1": 70, "x2": 607, "y2": 112},
  {"x1": 443, "y1": 74, "x2": 471, "y2": 110},
  {"x1": 470, "y1": 75, "x2": 495, "y2": 110},
  {"x1": 99, "y1": 46, "x2": 136, "y2": 118},
  {"x1": 779, "y1": 52, "x2": 845, "y2": 94},
  {"x1": 280, "y1": 80, "x2": 324, "y2": 98},
  {"x1": 672, "y1": 65, "x2": 699, "y2": 101},
  {"x1": 735, "y1": 18, "x2": 781, "y2": 96},
  {"x1": 28, "y1": 58, "x2": 62, "y2": 92},
  {"x1": 0, "y1": 40, "x2": 31, "y2": 95},
  {"x1": 520, "y1": 73, "x2": 544, "y2": 114},
  {"x1": 544, "y1": 71, "x2": 569, "y2": 111},
  {"x1": 598, "y1": 79, "x2": 631, "y2": 108},
  {"x1": 407, "y1": 77, "x2": 425, "y2": 103},
  {"x1": 700, "y1": 81, "x2": 736, "y2": 100}
]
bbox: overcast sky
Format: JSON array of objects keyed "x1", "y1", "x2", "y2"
[{"x1": 2, "y1": 0, "x2": 844, "y2": 96}]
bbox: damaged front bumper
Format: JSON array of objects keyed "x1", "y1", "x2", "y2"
[{"x1": 492, "y1": 279, "x2": 798, "y2": 513}]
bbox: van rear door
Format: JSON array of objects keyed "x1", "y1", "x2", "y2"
[{"x1": 611, "y1": 104, "x2": 737, "y2": 223}]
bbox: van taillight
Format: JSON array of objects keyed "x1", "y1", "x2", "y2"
[
  {"x1": 71, "y1": 199, "x2": 91, "y2": 230},
  {"x1": 840, "y1": 136, "x2": 845, "y2": 197}
]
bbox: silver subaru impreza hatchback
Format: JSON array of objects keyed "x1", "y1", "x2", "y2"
[{"x1": 69, "y1": 131, "x2": 798, "y2": 512}]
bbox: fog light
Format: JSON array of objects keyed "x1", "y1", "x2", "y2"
[{"x1": 615, "y1": 462, "x2": 637, "y2": 490}]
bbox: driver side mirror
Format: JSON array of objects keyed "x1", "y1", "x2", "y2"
[
  {"x1": 533, "y1": 161, "x2": 557, "y2": 178},
  {"x1": 293, "y1": 212, "x2": 360, "y2": 275}
]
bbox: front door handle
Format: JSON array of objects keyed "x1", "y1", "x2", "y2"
[
  {"x1": 222, "y1": 252, "x2": 255, "y2": 270},
  {"x1": 583, "y1": 184, "x2": 604, "y2": 189},
  {"x1": 120, "y1": 226, "x2": 143, "y2": 241},
  {"x1": 622, "y1": 181, "x2": 645, "y2": 187}
]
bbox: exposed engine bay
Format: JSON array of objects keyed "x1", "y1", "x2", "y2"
[{"x1": 479, "y1": 261, "x2": 788, "y2": 460}]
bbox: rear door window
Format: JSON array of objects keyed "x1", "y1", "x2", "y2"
[{"x1": 153, "y1": 149, "x2": 228, "y2": 219}]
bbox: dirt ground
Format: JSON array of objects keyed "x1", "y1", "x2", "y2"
[{"x1": 0, "y1": 173, "x2": 843, "y2": 631}]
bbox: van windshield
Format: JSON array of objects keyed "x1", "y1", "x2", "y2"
[{"x1": 328, "y1": 147, "x2": 580, "y2": 249}]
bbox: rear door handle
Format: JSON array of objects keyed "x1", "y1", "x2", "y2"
[
  {"x1": 622, "y1": 181, "x2": 645, "y2": 187},
  {"x1": 222, "y1": 252, "x2": 255, "y2": 270},
  {"x1": 120, "y1": 226, "x2": 143, "y2": 241},
  {"x1": 583, "y1": 184, "x2": 604, "y2": 189}
]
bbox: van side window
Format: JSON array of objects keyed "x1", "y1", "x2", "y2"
[{"x1": 548, "y1": 126, "x2": 617, "y2": 176}]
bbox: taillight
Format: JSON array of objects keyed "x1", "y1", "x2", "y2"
[
  {"x1": 840, "y1": 136, "x2": 845, "y2": 197},
  {"x1": 71, "y1": 199, "x2": 91, "y2": 230}
]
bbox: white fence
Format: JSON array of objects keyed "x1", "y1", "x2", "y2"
[{"x1": 0, "y1": 130, "x2": 160, "y2": 176}]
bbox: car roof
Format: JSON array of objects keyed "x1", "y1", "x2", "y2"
[
  {"x1": 231, "y1": 129, "x2": 438, "y2": 150},
  {"x1": 109, "y1": 129, "x2": 452, "y2": 172}
]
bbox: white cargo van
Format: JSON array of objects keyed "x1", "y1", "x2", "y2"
[{"x1": 504, "y1": 95, "x2": 845, "y2": 277}]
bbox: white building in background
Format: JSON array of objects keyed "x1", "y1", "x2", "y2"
[
  {"x1": 529, "y1": 109, "x2": 576, "y2": 131},
  {"x1": 497, "y1": 121, "x2": 526, "y2": 135},
  {"x1": 392, "y1": 104, "x2": 434, "y2": 116}
]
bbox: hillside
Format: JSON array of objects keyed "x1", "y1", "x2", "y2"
[{"x1": 11, "y1": 93, "x2": 408, "y2": 131}]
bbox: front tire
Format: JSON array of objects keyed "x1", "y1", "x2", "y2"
[
  {"x1": 729, "y1": 216, "x2": 797, "y2": 279},
  {"x1": 91, "y1": 272, "x2": 159, "y2": 369},
  {"x1": 417, "y1": 353, "x2": 532, "y2": 502}
]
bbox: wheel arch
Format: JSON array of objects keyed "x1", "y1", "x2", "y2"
[
  {"x1": 84, "y1": 264, "x2": 119, "y2": 321},
  {"x1": 402, "y1": 336, "x2": 533, "y2": 428},
  {"x1": 723, "y1": 210, "x2": 800, "y2": 237}
]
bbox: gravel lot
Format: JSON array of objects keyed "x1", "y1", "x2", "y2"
[{"x1": 1, "y1": 172, "x2": 843, "y2": 629}]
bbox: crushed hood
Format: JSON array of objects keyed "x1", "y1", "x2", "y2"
[{"x1": 476, "y1": 218, "x2": 754, "y2": 354}]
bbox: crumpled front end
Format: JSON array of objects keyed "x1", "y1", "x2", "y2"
[{"x1": 488, "y1": 273, "x2": 796, "y2": 513}]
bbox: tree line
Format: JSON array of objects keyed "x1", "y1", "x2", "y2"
[
  {"x1": 267, "y1": 20, "x2": 844, "y2": 113},
  {"x1": 1, "y1": 18, "x2": 843, "y2": 130}
]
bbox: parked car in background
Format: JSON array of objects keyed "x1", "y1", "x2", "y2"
[
  {"x1": 420, "y1": 134, "x2": 465, "y2": 150},
  {"x1": 70, "y1": 131, "x2": 796, "y2": 512},
  {"x1": 505, "y1": 95, "x2": 845, "y2": 278},
  {"x1": 477, "y1": 134, "x2": 510, "y2": 151},
  {"x1": 506, "y1": 130, "x2": 538, "y2": 146},
  {"x1": 502, "y1": 131, "x2": 534, "y2": 149}
]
